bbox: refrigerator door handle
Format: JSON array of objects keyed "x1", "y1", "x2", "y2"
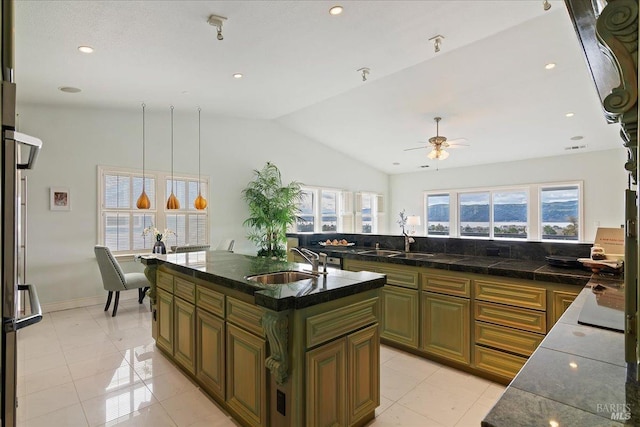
[
  {"x1": 5, "y1": 130, "x2": 42, "y2": 170},
  {"x1": 12, "y1": 284, "x2": 42, "y2": 331}
]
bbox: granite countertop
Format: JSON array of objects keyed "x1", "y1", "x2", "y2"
[
  {"x1": 482, "y1": 277, "x2": 637, "y2": 426},
  {"x1": 141, "y1": 250, "x2": 385, "y2": 312},
  {"x1": 311, "y1": 246, "x2": 593, "y2": 286}
]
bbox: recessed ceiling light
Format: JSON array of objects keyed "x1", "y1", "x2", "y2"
[
  {"x1": 329, "y1": 6, "x2": 343, "y2": 15},
  {"x1": 233, "y1": 73, "x2": 243, "y2": 79},
  {"x1": 392, "y1": 162, "x2": 400, "y2": 166},
  {"x1": 569, "y1": 362, "x2": 578, "y2": 369},
  {"x1": 58, "y1": 86, "x2": 81, "y2": 93},
  {"x1": 565, "y1": 112, "x2": 575, "y2": 117},
  {"x1": 181, "y1": 90, "x2": 189, "y2": 94},
  {"x1": 545, "y1": 63, "x2": 556, "y2": 70},
  {"x1": 570, "y1": 135, "x2": 584, "y2": 141},
  {"x1": 77, "y1": 45, "x2": 94, "y2": 54},
  {"x1": 419, "y1": 165, "x2": 430, "y2": 168}
]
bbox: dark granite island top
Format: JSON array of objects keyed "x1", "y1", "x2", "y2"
[
  {"x1": 140, "y1": 250, "x2": 386, "y2": 311},
  {"x1": 482, "y1": 277, "x2": 637, "y2": 426}
]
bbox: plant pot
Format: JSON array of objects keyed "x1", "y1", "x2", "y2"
[{"x1": 153, "y1": 241, "x2": 166, "y2": 254}]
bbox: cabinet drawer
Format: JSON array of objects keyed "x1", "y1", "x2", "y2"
[
  {"x1": 475, "y1": 321, "x2": 543, "y2": 357},
  {"x1": 196, "y1": 285, "x2": 225, "y2": 318},
  {"x1": 475, "y1": 301, "x2": 546, "y2": 334},
  {"x1": 378, "y1": 265, "x2": 419, "y2": 289},
  {"x1": 474, "y1": 280, "x2": 546, "y2": 310},
  {"x1": 423, "y1": 274, "x2": 470, "y2": 297},
  {"x1": 175, "y1": 278, "x2": 196, "y2": 303},
  {"x1": 157, "y1": 271, "x2": 174, "y2": 292},
  {"x1": 227, "y1": 297, "x2": 264, "y2": 337},
  {"x1": 474, "y1": 345, "x2": 527, "y2": 380},
  {"x1": 306, "y1": 297, "x2": 379, "y2": 348}
]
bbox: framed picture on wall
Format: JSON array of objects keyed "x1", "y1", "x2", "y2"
[{"x1": 50, "y1": 187, "x2": 70, "y2": 211}]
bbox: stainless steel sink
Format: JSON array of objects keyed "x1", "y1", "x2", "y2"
[
  {"x1": 359, "y1": 249, "x2": 402, "y2": 257},
  {"x1": 245, "y1": 271, "x2": 318, "y2": 285},
  {"x1": 390, "y1": 252, "x2": 435, "y2": 260}
]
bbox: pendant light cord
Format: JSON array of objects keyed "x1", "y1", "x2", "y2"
[
  {"x1": 170, "y1": 105, "x2": 175, "y2": 194},
  {"x1": 142, "y1": 103, "x2": 146, "y2": 191},
  {"x1": 198, "y1": 107, "x2": 201, "y2": 193}
]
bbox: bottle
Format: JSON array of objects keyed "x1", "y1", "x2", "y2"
[{"x1": 375, "y1": 243, "x2": 380, "y2": 250}]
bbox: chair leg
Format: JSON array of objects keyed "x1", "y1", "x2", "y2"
[
  {"x1": 112, "y1": 291, "x2": 120, "y2": 317},
  {"x1": 138, "y1": 287, "x2": 147, "y2": 304},
  {"x1": 104, "y1": 291, "x2": 113, "y2": 312}
]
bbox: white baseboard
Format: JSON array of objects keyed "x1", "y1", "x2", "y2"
[{"x1": 41, "y1": 291, "x2": 139, "y2": 314}]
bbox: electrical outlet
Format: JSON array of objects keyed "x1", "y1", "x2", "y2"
[{"x1": 277, "y1": 390, "x2": 286, "y2": 415}]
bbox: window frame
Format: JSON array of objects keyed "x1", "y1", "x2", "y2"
[
  {"x1": 98, "y1": 165, "x2": 209, "y2": 255},
  {"x1": 423, "y1": 181, "x2": 583, "y2": 242},
  {"x1": 294, "y1": 185, "x2": 346, "y2": 233}
]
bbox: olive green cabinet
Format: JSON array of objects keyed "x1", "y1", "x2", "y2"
[
  {"x1": 381, "y1": 285, "x2": 419, "y2": 348},
  {"x1": 196, "y1": 308, "x2": 225, "y2": 400},
  {"x1": 174, "y1": 297, "x2": 196, "y2": 374},
  {"x1": 306, "y1": 324, "x2": 380, "y2": 427},
  {"x1": 227, "y1": 323, "x2": 267, "y2": 427},
  {"x1": 156, "y1": 288, "x2": 174, "y2": 355},
  {"x1": 421, "y1": 292, "x2": 470, "y2": 364}
]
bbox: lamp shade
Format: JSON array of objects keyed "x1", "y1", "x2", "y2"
[{"x1": 407, "y1": 216, "x2": 421, "y2": 226}]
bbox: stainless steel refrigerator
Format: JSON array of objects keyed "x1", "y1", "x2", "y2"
[{"x1": 1, "y1": 1, "x2": 43, "y2": 425}]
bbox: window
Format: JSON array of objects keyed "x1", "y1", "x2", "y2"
[
  {"x1": 426, "y1": 194, "x2": 450, "y2": 236},
  {"x1": 459, "y1": 192, "x2": 490, "y2": 237},
  {"x1": 99, "y1": 166, "x2": 208, "y2": 254},
  {"x1": 540, "y1": 185, "x2": 580, "y2": 241},
  {"x1": 294, "y1": 187, "x2": 347, "y2": 233},
  {"x1": 424, "y1": 182, "x2": 582, "y2": 242},
  {"x1": 356, "y1": 192, "x2": 383, "y2": 234},
  {"x1": 361, "y1": 193, "x2": 374, "y2": 233},
  {"x1": 493, "y1": 190, "x2": 528, "y2": 239}
]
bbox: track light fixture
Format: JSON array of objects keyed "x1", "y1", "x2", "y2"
[
  {"x1": 208, "y1": 14, "x2": 227, "y2": 41},
  {"x1": 428, "y1": 35, "x2": 445, "y2": 53},
  {"x1": 357, "y1": 67, "x2": 370, "y2": 82},
  {"x1": 543, "y1": 0, "x2": 551, "y2": 11}
]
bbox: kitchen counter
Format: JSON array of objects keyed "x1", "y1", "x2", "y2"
[
  {"x1": 482, "y1": 276, "x2": 637, "y2": 426},
  {"x1": 141, "y1": 250, "x2": 385, "y2": 311},
  {"x1": 307, "y1": 246, "x2": 592, "y2": 286}
]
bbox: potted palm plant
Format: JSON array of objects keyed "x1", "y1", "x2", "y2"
[{"x1": 242, "y1": 162, "x2": 302, "y2": 259}]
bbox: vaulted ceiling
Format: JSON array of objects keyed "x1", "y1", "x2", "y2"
[{"x1": 15, "y1": 1, "x2": 621, "y2": 173}]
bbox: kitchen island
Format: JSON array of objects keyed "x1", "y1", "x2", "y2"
[{"x1": 141, "y1": 250, "x2": 385, "y2": 427}]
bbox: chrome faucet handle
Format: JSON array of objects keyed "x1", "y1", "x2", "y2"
[{"x1": 319, "y1": 252, "x2": 328, "y2": 274}]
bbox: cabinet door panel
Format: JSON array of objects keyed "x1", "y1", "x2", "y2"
[
  {"x1": 421, "y1": 292, "x2": 470, "y2": 364},
  {"x1": 348, "y1": 324, "x2": 379, "y2": 426},
  {"x1": 156, "y1": 288, "x2": 174, "y2": 355},
  {"x1": 306, "y1": 338, "x2": 347, "y2": 427},
  {"x1": 197, "y1": 309, "x2": 225, "y2": 400},
  {"x1": 227, "y1": 324, "x2": 267, "y2": 427},
  {"x1": 551, "y1": 290, "x2": 579, "y2": 326},
  {"x1": 382, "y1": 286, "x2": 419, "y2": 348},
  {"x1": 174, "y1": 298, "x2": 196, "y2": 374}
]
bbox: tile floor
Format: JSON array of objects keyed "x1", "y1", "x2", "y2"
[{"x1": 16, "y1": 298, "x2": 505, "y2": 426}]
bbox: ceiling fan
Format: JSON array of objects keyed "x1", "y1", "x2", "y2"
[{"x1": 404, "y1": 116, "x2": 468, "y2": 160}]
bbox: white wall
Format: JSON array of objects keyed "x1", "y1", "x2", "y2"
[
  {"x1": 17, "y1": 104, "x2": 388, "y2": 306},
  {"x1": 389, "y1": 148, "x2": 628, "y2": 242}
]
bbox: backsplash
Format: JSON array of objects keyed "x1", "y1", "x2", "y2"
[{"x1": 288, "y1": 233, "x2": 592, "y2": 262}]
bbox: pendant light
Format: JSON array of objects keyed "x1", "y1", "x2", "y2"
[
  {"x1": 166, "y1": 105, "x2": 180, "y2": 209},
  {"x1": 136, "y1": 103, "x2": 151, "y2": 209},
  {"x1": 194, "y1": 107, "x2": 207, "y2": 210}
]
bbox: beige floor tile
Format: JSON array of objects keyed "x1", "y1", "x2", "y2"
[
  {"x1": 376, "y1": 395, "x2": 395, "y2": 416},
  {"x1": 125, "y1": 347, "x2": 179, "y2": 380},
  {"x1": 424, "y1": 365, "x2": 492, "y2": 398},
  {"x1": 68, "y1": 352, "x2": 130, "y2": 381},
  {"x1": 16, "y1": 381, "x2": 79, "y2": 422},
  {"x1": 368, "y1": 403, "x2": 445, "y2": 427},
  {"x1": 74, "y1": 365, "x2": 145, "y2": 402},
  {"x1": 57, "y1": 330, "x2": 112, "y2": 352},
  {"x1": 17, "y1": 402, "x2": 88, "y2": 427},
  {"x1": 17, "y1": 335, "x2": 63, "y2": 361},
  {"x1": 398, "y1": 381, "x2": 480, "y2": 427},
  {"x1": 160, "y1": 388, "x2": 224, "y2": 426},
  {"x1": 379, "y1": 364, "x2": 423, "y2": 401},
  {"x1": 49, "y1": 307, "x2": 94, "y2": 321},
  {"x1": 142, "y1": 368, "x2": 197, "y2": 401},
  {"x1": 100, "y1": 402, "x2": 176, "y2": 427},
  {"x1": 379, "y1": 345, "x2": 406, "y2": 364},
  {"x1": 63, "y1": 340, "x2": 121, "y2": 365},
  {"x1": 383, "y1": 352, "x2": 441, "y2": 381},
  {"x1": 18, "y1": 350, "x2": 67, "y2": 376},
  {"x1": 17, "y1": 365, "x2": 72, "y2": 397},
  {"x1": 455, "y1": 401, "x2": 494, "y2": 427},
  {"x1": 476, "y1": 383, "x2": 505, "y2": 406},
  {"x1": 81, "y1": 383, "x2": 157, "y2": 427},
  {"x1": 188, "y1": 414, "x2": 240, "y2": 427}
]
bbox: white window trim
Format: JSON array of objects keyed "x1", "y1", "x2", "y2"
[
  {"x1": 97, "y1": 165, "x2": 210, "y2": 254},
  {"x1": 296, "y1": 185, "x2": 346, "y2": 233},
  {"x1": 424, "y1": 181, "x2": 584, "y2": 242}
]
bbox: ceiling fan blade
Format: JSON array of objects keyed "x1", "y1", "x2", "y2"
[
  {"x1": 447, "y1": 138, "x2": 467, "y2": 144},
  {"x1": 404, "y1": 147, "x2": 426, "y2": 151},
  {"x1": 448, "y1": 144, "x2": 469, "y2": 148}
]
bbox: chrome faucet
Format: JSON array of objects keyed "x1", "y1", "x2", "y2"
[
  {"x1": 403, "y1": 232, "x2": 415, "y2": 252},
  {"x1": 290, "y1": 248, "x2": 328, "y2": 274}
]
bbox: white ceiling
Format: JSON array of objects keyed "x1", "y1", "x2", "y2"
[{"x1": 15, "y1": 1, "x2": 621, "y2": 174}]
